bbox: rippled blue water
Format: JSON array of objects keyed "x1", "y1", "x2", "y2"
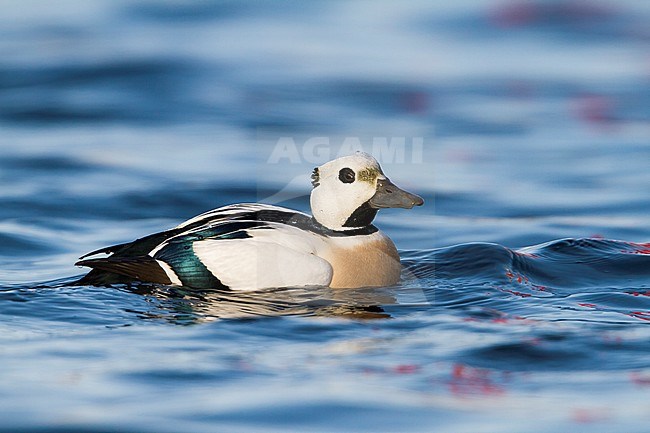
[{"x1": 2, "y1": 1, "x2": 650, "y2": 432}]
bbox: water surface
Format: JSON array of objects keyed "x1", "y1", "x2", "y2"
[{"x1": 1, "y1": 1, "x2": 650, "y2": 432}]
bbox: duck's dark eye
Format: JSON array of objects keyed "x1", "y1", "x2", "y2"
[{"x1": 338, "y1": 167, "x2": 356, "y2": 184}]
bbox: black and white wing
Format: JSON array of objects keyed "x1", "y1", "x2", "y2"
[{"x1": 76, "y1": 204, "x2": 333, "y2": 290}]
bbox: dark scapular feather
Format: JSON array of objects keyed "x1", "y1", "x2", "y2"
[{"x1": 76, "y1": 256, "x2": 171, "y2": 285}]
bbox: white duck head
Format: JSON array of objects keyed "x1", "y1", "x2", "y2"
[{"x1": 309, "y1": 152, "x2": 423, "y2": 230}]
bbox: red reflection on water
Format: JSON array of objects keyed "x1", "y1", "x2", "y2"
[
  {"x1": 505, "y1": 264, "x2": 554, "y2": 296},
  {"x1": 623, "y1": 241, "x2": 650, "y2": 255},
  {"x1": 601, "y1": 333, "x2": 623, "y2": 345},
  {"x1": 501, "y1": 269, "x2": 536, "y2": 298},
  {"x1": 463, "y1": 311, "x2": 534, "y2": 325},
  {"x1": 447, "y1": 363, "x2": 506, "y2": 397},
  {"x1": 505, "y1": 269, "x2": 529, "y2": 284},
  {"x1": 489, "y1": 0, "x2": 616, "y2": 28},
  {"x1": 630, "y1": 371, "x2": 650, "y2": 386},
  {"x1": 572, "y1": 93, "x2": 617, "y2": 127},
  {"x1": 502, "y1": 289, "x2": 532, "y2": 298},
  {"x1": 392, "y1": 364, "x2": 421, "y2": 375},
  {"x1": 490, "y1": 2, "x2": 537, "y2": 27},
  {"x1": 360, "y1": 364, "x2": 421, "y2": 376},
  {"x1": 628, "y1": 311, "x2": 650, "y2": 321},
  {"x1": 400, "y1": 91, "x2": 430, "y2": 115},
  {"x1": 571, "y1": 407, "x2": 610, "y2": 424}
]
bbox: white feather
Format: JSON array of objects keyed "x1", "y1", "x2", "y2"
[
  {"x1": 176, "y1": 203, "x2": 305, "y2": 229},
  {"x1": 193, "y1": 225, "x2": 333, "y2": 291},
  {"x1": 310, "y1": 152, "x2": 383, "y2": 230},
  {"x1": 156, "y1": 260, "x2": 183, "y2": 285}
]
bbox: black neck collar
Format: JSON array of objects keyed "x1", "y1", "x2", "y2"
[{"x1": 308, "y1": 217, "x2": 378, "y2": 237}]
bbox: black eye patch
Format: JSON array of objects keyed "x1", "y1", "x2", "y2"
[{"x1": 338, "y1": 167, "x2": 356, "y2": 184}]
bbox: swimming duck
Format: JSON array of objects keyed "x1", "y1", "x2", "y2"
[{"x1": 76, "y1": 152, "x2": 423, "y2": 290}]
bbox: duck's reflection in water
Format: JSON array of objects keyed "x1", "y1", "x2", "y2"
[{"x1": 128, "y1": 285, "x2": 398, "y2": 322}]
